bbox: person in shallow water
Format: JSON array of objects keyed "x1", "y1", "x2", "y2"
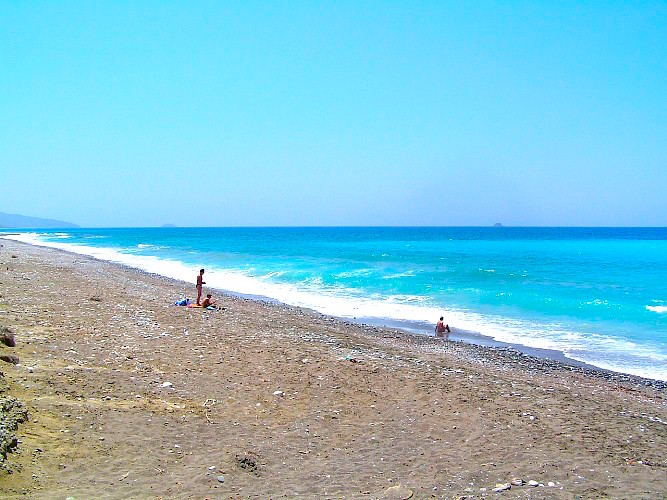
[
  {"x1": 435, "y1": 316, "x2": 451, "y2": 338},
  {"x1": 196, "y1": 269, "x2": 206, "y2": 305}
]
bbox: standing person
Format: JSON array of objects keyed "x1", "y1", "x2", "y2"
[
  {"x1": 196, "y1": 269, "x2": 206, "y2": 306},
  {"x1": 435, "y1": 316, "x2": 451, "y2": 338}
]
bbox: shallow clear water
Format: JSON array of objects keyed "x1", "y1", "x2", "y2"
[{"x1": 4, "y1": 227, "x2": 666, "y2": 380}]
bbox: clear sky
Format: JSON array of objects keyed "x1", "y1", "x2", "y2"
[{"x1": 1, "y1": 1, "x2": 666, "y2": 227}]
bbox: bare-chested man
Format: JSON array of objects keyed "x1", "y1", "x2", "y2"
[
  {"x1": 196, "y1": 269, "x2": 206, "y2": 305},
  {"x1": 201, "y1": 294, "x2": 216, "y2": 308}
]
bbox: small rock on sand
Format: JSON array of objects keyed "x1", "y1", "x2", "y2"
[
  {"x1": 0, "y1": 354, "x2": 19, "y2": 365},
  {"x1": 0, "y1": 328, "x2": 16, "y2": 347},
  {"x1": 493, "y1": 483, "x2": 511, "y2": 492},
  {"x1": 382, "y1": 484, "x2": 414, "y2": 499},
  {"x1": 217, "y1": 475, "x2": 225, "y2": 483}
]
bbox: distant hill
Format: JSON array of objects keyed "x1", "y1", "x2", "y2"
[{"x1": 0, "y1": 211, "x2": 79, "y2": 228}]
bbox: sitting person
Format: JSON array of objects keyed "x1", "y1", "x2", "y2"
[
  {"x1": 435, "y1": 316, "x2": 451, "y2": 338},
  {"x1": 201, "y1": 294, "x2": 217, "y2": 308}
]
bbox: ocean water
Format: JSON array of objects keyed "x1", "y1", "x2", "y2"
[{"x1": 3, "y1": 227, "x2": 666, "y2": 380}]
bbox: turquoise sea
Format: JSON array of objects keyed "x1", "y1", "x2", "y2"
[{"x1": 3, "y1": 227, "x2": 666, "y2": 380}]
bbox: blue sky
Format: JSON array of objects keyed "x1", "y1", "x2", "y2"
[{"x1": 1, "y1": 1, "x2": 666, "y2": 227}]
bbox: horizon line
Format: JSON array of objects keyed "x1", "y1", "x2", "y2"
[{"x1": 2, "y1": 225, "x2": 667, "y2": 230}]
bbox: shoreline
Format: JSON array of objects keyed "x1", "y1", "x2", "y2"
[
  {"x1": 0, "y1": 239, "x2": 666, "y2": 497},
  {"x1": 2, "y1": 235, "x2": 662, "y2": 386}
]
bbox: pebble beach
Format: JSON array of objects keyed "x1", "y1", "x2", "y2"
[{"x1": 0, "y1": 238, "x2": 666, "y2": 498}]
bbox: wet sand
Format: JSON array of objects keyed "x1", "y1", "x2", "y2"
[{"x1": 0, "y1": 239, "x2": 665, "y2": 498}]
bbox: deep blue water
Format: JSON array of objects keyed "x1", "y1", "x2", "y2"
[{"x1": 4, "y1": 227, "x2": 666, "y2": 380}]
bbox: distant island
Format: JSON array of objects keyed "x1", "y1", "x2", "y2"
[
  {"x1": 0, "y1": 211, "x2": 78, "y2": 229},
  {"x1": 161, "y1": 223, "x2": 177, "y2": 228},
  {"x1": 493, "y1": 223, "x2": 503, "y2": 227}
]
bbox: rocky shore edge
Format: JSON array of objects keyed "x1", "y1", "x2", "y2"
[
  {"x1": 324, "y1": 316, "x2": 667, "y2": 391},
  {"x1": 0, "y1": 330, "x2": 29, "y2": 473}
]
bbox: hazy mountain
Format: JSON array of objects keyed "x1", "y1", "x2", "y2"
[{"x1": 0, "y1": 211, "x2": 79, "y2": 228}]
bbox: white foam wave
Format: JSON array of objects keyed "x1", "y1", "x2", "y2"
[
  {"x1": 386, "y1": 294, "x2": 427, "y2": 304},
  {"x1": 4, "y1": 231, "x2": 667, "y2": 381},
  {"x1": 260, "y1": 271, "x2": 286, "y2": 279},
  {"x1": 334, "y1": 269, "x2": 373, "y2": 279},
  {"x1": 646, "y1": 305, "x2": 667, "y2": 314},
  {"x1": 383, "y1": 271, "x2": 416, "y2": 279},
  {"x1": 5, "y1": 232, "x2": 196, "y2": 283}
]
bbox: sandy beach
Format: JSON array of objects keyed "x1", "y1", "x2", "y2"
[{"x1": 0, "y1": 238, "x2": 665, "y2": 498}]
